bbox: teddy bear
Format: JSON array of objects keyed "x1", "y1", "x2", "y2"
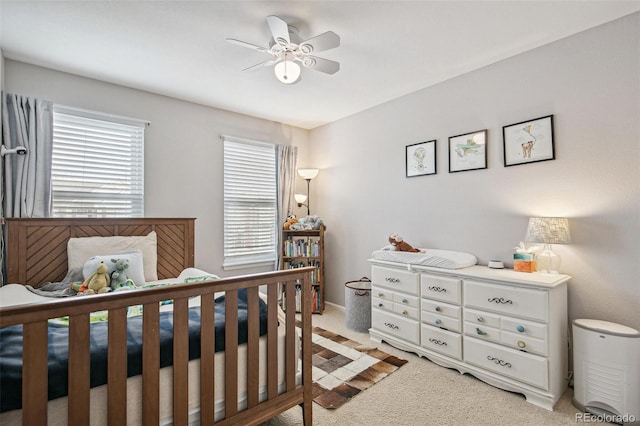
[
  {"x1": 388, "y1": 234, "x2": 421, "y2": 252},
  {"x1": 110, "y1": 258, "x2": 130, "y2": 290},
  {"x1": 81, "y1": 261, "x2": 111, "y2": 295},
  {"x1": 283, "y1": 215, "x2": 298, "y2": 230}
]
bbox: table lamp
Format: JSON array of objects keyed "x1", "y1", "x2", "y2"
[{"x1": 525, "y1": 217, "x2": 571, "y2": 274}]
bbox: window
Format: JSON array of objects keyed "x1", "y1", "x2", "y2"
[
  {"x1": 51, "y1": 106, "x2": 145, "y2": 217},
  {"x1": 223, "y1": 136, "x2": 277, "y2": 268}
]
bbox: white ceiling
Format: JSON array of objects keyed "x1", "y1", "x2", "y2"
[{"x1": 1, "y1": 1, "x2": 639, "y2": 129}]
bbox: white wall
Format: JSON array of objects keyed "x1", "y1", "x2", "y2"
[
  {"x1": 310, "y1": 13, "x2": 640, "y2": 329},
  {"x1": 3, "y1": 61, "x2": 311, "y2": 277}
]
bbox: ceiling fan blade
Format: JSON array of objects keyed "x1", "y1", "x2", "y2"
[
  {"x1": 266, "y1": 15, "x2": 290, "y2": 46},
  {"x1": 242, "y1": 60, "x2": 277, "y2": 71},
  {"x1": 302, "y1": 56, "x2": 340, "y2": 74},
  {"x1": 226, "y1": 38, "x2": 270, "y2": 53},
  {"x1": 299, "y1": 31, "x2": 340, "y2": 54}
]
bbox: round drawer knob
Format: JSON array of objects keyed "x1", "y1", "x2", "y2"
[
  {"x1": 476, "y1": 328, "x2": 487, "y2": 336},
  {"x1": 477, "y1": 317, "x2": 484, "y2": 322},
  {"x1": 378, "y1": 293, "x2": 384, "y2": 297},
  {"x1": 378, "y1": 303, "x2": 384, "y2": 307},
  {"x1": 517, "y1": 340, "x2": 526, "y2": 349},
  {"x1": 435, "y1": 306, "x2": 441, "y2": 312},
  {"x1": 516, "y1": 325, "x2": 525, "y2": 333},
  {"x1": 402, "y1": 299, "x2": 408, "y2": 304},
  {"x1": 402, "y1": 310, "x2": 408, "y2": 316},
  {"x1": 435, "y1": 319, "x2": 442, "y2": 325}
]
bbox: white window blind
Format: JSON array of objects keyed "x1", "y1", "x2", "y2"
[
  {"x1": 223, "y1": 136, "x2": 277, "y2": 268},
  {"x1": 52, "y1": 106, "x2": 145, "y2": 218}
]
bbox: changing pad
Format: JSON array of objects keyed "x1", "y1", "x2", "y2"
[{"x1": 370, "y1": 247, "x2": 477, "y2": 269}]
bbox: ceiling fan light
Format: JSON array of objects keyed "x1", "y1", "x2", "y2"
[{"x1": 274, "y1": 60, "x2": 301, "y2": 84}]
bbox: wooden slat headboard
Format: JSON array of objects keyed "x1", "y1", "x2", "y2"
[{"x1": 5, "y1": 218, "x2": 195, "y2": 286}]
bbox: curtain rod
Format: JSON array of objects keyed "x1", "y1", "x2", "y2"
[
  {"x1": 55, "y1": 104, "x2": 151, "y2": 126},
  {"x1": 219, "y1": 134, "x2": 276, "y2": 148}
]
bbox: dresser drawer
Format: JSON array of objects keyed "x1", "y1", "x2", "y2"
[
  {"x1": 501, "y1": 317, "x2": 547, "y2": 340},
  {"x1": 421, "y1": 323, "x2": 462, "y2": 360},
  {"x1": 421, "y1": 273, "x2": 461, "y2": 304},
  {"x1": 372, "y1": 266, "x2": 419, "y2": 295},
  {"x1": 421, "y1": 299, "x2": 461, "y2": 320},
  {"x1": 372, "y1": 285, "x2": 394, "y2": 301},
  {"x1": 394, "y1": 292, "x2": 419, "y2": 308},
  {"x1": 372, "y1": 296, "x2": 394, "y2": 313},
  {"x1": 501, "y1": 331, "x2": 547, "y2": 357},
  {"x1": 372, "y1": 308, "x2": 420, "y2": 345},
  {"x1": 393, "y1": 303, "x2": 419, "y2": 320},
  {"x1": 463, "y1": 321, "x2": 501, "y2": 344},
  {"x1": 422, "y1": 310, "x2": 461, "y2": 333},
  {"x1": 465, "y1": 308, "x2": 501, "y2": 328},
  {"x1": 463, "y1": 337, "x2": 548, "y2": 389},
  {"x1": 463, "y1": 280, "x2": 548, "y2": 322}
]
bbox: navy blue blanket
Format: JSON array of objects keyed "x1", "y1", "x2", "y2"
[{"x1": 0, "y1": 289, "x2": 268, "y2": 412}]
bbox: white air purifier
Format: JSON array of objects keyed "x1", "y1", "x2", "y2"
[{"x1": 572, "y1": 319, "x2": 640, "y2": 424}]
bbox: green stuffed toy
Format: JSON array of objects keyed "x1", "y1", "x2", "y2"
[
  {"x1": 81, "y1": 261, "x2": 111, "y2": 295},
  {"x1": 110, "y1": 258, "x2": 130, "y2": 290}
]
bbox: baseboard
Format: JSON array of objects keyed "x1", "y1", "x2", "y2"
[{"x1": 324, "y1": 300, "x2": 345, "y2": 312}]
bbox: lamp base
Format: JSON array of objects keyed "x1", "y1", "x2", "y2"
[{"x1": 536, "y1": 244, "x2": 561, "y2": 274}]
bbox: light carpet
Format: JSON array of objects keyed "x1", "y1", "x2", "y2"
[{"x1": 264, "y1": 305, "x2": 592, "y2": 426}]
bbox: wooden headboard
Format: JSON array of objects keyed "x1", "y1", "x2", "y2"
[{"x1": 5, "y1": 218, "x2": 195, "y2": 286}]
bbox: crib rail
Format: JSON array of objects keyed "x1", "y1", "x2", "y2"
[{"x1": 0, "y1": 268, "x2": 313, "y2": 426}]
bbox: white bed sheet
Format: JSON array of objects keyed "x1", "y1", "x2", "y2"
[
  {"x1": 0, "y1": 268, "x2": 297, "y2": 425},
  {"x1": 370, "y1": 247, "x2": 477, "y2": 269},
  {"x1": 0, "y1": 267, "x2": 218, "y2": 308}
]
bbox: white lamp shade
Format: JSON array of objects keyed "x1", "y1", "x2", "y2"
[
  {"x1": 525, "y1": 217, "x2": 571, "y2": 244},
  {"x1": 297, "y1": 168, "x2": 319, "y2": 180},
  {"x1": 274, "y1": 59, "x2": 301, "y2": 84},
  {"x1": 295, "y1": 193, "x2": 307, "y2": 204}
]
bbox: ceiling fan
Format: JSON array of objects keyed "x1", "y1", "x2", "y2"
[{"x1": 226, "y1": 15, "x2": 340, "y2": 84}]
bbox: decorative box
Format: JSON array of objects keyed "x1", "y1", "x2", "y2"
[{"x1": 514, "y1": 253, "x2": 536, "y2": 273}]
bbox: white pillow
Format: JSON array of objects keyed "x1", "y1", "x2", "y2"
[
  {"x1": 68, "y1": 232, "x2": 158, "y2": 281},
  {"x1": 83, "y1": 250, "x2": 146, "y2": 287}
]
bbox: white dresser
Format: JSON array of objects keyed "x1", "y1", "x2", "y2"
[{"x1": 369, "y1": 259, "x2": 570, "y2": 410}]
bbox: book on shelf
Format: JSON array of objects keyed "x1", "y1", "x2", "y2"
[
  {"x1": 282, "y1": 260, "x2": 321, "y2": 284},
  {"x1": 283, "y1": 236, "x2": 321, "y2": 257},
  {"x1": 281, "y1": 284, "x2": 322, "y2": 313}
]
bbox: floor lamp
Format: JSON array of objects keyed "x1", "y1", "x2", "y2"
[{"x1": 295, "y1": 168, "x2": 319, "y2": 215}]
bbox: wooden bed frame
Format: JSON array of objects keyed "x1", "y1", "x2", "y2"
[
  {"x1": 1, "y1": 218, "x2": 312, "y2": 426},
  {"x1": 5, "y1": 217, "x2": 196, "y2": 285}
]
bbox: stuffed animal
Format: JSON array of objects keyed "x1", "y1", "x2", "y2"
[
  {"x1": 81, "y1": 261, "x2": 111, "y2": 295},
  {"x1": 110, "y1": 258, "x2": 130, "y2": 290},
  {"x1": 388, "y1": 234, "x2": 420, "y2": 253},
  {"x1": 69, "y1": 281, "x2": 88, "y2": 294},
  {"x1": 283, "y1": 215, "x2": 298, "y2": 230},
  {"x1": 290, "y1": 215, "x2": 324, "y2": 230}
]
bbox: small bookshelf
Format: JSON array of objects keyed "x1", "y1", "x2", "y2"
[{"x1": 280, "y1": 227, "x2": 324, "y2": 314}]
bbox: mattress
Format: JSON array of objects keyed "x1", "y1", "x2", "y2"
[
  {"x1": 370, "y1": 247, "x2": 477, "y2": 269},
  {"x1": 0, "y1": 269, "x2": 297, "y2": 425}
]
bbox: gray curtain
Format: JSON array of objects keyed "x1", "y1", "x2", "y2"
[
  {"x1": 2, "y1": 93, "x2": 53, "y2": 218},
  {"x1": 275, "y1": 144, "x2": 297, "y2": 269}
]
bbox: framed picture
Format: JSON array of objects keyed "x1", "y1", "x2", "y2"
[
  {"x1": 448, "y1": 129, "x2": 487, "y2": 173},
  {"x1": 503, "y1": 115, "x2": 554, "y2": 167},
  {"x1": 406, "y1": 140, "x2": 436, "y2": 177}
]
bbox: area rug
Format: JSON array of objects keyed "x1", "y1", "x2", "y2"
[{"x1": 308, "y1": 326, "x2": 408, "y2": 409}]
